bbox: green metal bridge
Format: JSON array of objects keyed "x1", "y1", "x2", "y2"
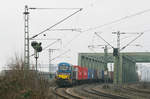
[{"x1": 78, "y1": 52, "x2": 150, "y2": 84}]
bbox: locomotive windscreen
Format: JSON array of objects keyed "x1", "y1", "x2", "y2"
[
  {"x1": 58, "y1": 62, "x2": 71, "y2": 71},
  {"x1": 59, "y1": 65, "x2": 70, "y2": 70}
]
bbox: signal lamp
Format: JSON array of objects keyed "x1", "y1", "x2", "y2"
[
  {"x1": 31, "y1": 41, "x2": 42, "y2": 52},
  {"x1": 113, "y1": 48, "x2": 118, "y2": 56}
]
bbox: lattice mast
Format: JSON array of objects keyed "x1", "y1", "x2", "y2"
[{"x1": 24, "y1": 5, "x2": 30, "y2": 69}]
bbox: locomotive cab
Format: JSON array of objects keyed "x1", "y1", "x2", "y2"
[
  {"x1": 56, "y1": 62, "x2": 72, "y2": 80},
  {"x1": 56, "y1": 62, "x2": 73, "y2": 86}
]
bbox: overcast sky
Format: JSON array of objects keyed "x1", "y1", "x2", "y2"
[{"x1": 1, "y1": 0, "x2": 150, "y2": 70}]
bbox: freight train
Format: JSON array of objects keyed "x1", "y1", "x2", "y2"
[{"x1": 55, "y1": 62, "x2": 113, "y2": 86}]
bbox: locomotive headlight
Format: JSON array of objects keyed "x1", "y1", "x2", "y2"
[
  {"x1": 67, "y1": 73, "x2": 70, "y2": 76},
  {"x1": 62, "y1": 73, "x2": 66, "y2": 75}
]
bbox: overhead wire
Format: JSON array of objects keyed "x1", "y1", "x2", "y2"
[
  {"x1": 94, "y1": 32, "x2": 114, "y2": 48},
  {"x1": 30, "y1": 8, "x2": 82, "y2": 39},
  {"x1": 29, "y1": 2, "x2": 95, "y2": 63},
  {"x1": 30, "y1": 39, "x2": 61, "y2": 57},
  {"x1": 42, "y1": 39, "x2": 61, "y2": 50},
  {"x1": 32, "y1": 6, "x2": 150, "y2": 62},
  {"x1": 63, "y1": 8, "x2": 150, "y2": 48},
  {"x1": 120, "y1": 33, "x2": 144, "y2": 51},
  {"x1": 30, "y1": 38, "x2": 60, "y2": 41},
  {"x1": 120, "y1": 32, "x2": 142, "y2": 43},
  {"x1": 62, "y1": 0, "x2": 97, "y2": 48},
  {"x1": 82, "y1": 8, "x2": 150, "y2": 32},
  {"x1": 29, "y1": 7, "x2": 81, "y2": 10},
  {"x1": 32, "y1": 1, "x2": 94, "y2": 50},
  {"x1": 28, "y1": 4, "x2": 150, "y2": 64},
  {"x1": 120, "y1": 29, "x2": 150, "y2": 51},
  {"x1": 50, "y1": 49, "x2": 71, "y2": 61}
]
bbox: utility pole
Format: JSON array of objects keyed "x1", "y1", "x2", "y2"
[
  {"x1": 104, "y1": 45, "x2": 108, "y2": 70},
  {"x1": 112, "y1": 31, "x2": 142, "y2": 85},
  {"x1": 49, "y1": 49, "x2": 58, "y2": 73},
  {"x1": 104, "y1": 45, "x2": 109, "y2": 88},
  {"x1": 34, "y1": 50, "x2": 39, "y2": 71},
  {"x1": 24, "y1": 5, "x2": 30, "y2": 69},
  {"x1": 112, "y1": 31, "x2": 122, "y2": 85},
  {"x1": 116, "y1": 31, "x2": 120, "y2": 85}
]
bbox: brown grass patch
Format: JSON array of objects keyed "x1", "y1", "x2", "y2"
[{"x1": 0, "y1": 56, "x2": 54, "y2": 99}]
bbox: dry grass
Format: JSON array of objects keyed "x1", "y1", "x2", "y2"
[{"x1": 0, "y1": 56, "x2": 53, "y2": 99}]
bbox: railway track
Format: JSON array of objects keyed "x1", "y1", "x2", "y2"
[
  {"x1": 102, "y1": 84, "x2": 150, "y2": 99},
  {"x1": 73, "y1": 84, "x2": 107, "y2": 99},
  {"x1": 52, "y1": 84, "x2": 150, "y2": 99},
  {"x1": 52, "y1": 87, "x2": 83, "y2": 99},
  {"x1": 121, "y1": 86, "x2": 150, "y2": 99},
  {"x1": 91, "y1": 88, "x2": 128, "y2": 99},
  {"x1": 127, "y1": 86, "x2": 150, "y2": 94},
  {"x1": 73, "y1": 84, "x2": 128, "y2": 99},
  {"x1": 83, "y1": 85, "x2": 128, "y2": 99}
]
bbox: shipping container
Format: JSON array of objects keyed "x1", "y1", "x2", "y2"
[
  {"x1": 93, "y1": 70, "x2": 98, "y2": 79},
  {"x1": 88, "y1": 69, "x2": 92, "y2": 79},
  {"x1": 72, "y1": 66, "x2": 77, "y2": 80},
  {"x1": 82, "y1": 67, "x2": 88, "y2": 80},
  {"x1": 73, "y1": 66, "x2": 82, "y2": 80}
]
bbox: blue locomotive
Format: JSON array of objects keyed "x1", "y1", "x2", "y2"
[
  {"x1": 55, "y1": 62, "x2": 73, "y2": 86},
  {"x1": 55, "y1": 62, "x2": 113, "y2": 86}
]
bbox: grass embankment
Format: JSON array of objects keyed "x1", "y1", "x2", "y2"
[{"x1": 0, "y1": 57, "x2": 55, "y2": 99}]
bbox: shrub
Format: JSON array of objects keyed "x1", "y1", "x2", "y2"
[{"x1": 0, "y1": 56, "x2": 51, "y2": 99}]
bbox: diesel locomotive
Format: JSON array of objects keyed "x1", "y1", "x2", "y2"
[{"x1": 55, "y1": 62, "x2": 113, "y2": 86}]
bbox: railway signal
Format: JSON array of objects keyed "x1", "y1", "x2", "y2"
[
  {"x1": 113, "y1": 48, "x2": 119, "y2": 56},
  {"x1": 31, "y1": 41, "x2": 42, "y2": 71},
  {"x1": 31, "y1": 41, "x2": 42, "y2": 52}
]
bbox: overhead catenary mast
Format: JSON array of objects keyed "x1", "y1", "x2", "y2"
[
  {"x1": 49, "y1": 49, "x2": 59, "y2": 73},
  {"x1": 24, "y1": 5, "x2": 30, "y2": 69}
]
